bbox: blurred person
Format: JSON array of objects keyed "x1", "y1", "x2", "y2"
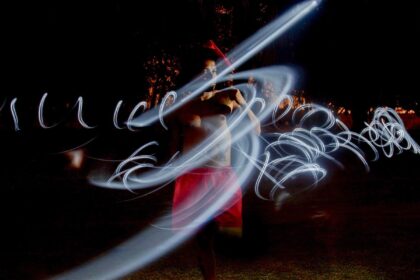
[{"x1": 169, "y1": 48, "x2": 260, "y2": 280}]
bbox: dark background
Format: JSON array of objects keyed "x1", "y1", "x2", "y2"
[
  {"x1": 1, "y1": 1, "x2": 420, "y2": 279},
  {"x1": 2, "y1": 0, "x2": 419, "y2": 108}
]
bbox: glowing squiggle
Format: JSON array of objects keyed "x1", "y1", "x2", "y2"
[
  {"x1": 38, "y1": 93, "x2": 60, "y2": 129},
  {"x1": 253, "y1": 103, "x2": 420, "y2": 202},
  {"x1": 10, "y1": 98, "x2": 20, "y2": 131},
  {"x1": 126, "y1": 101, "x2": 147, "y2": 131},
  {"x1": 159, "y1": 91, "x2": 177, "y2": 130},
  {"x1": 113, "y1": 100, "x2": 124, "y2": 130},
  {"x1": 75, "y1": 97, "x2": 96, "y2": 129},
  {"x1": 361, "y1": 107, "x2": 420, "y2": 157},
  {"x1": 107, "y1": 141, "x2": 159, "y2": 193}
]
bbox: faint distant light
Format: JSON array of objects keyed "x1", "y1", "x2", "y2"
[
  {"x1": 65, "y1": 149, "x2": 85, "y2": 169},
  {"x1": 395, "y1": 106, "x2": 407, "y2": 114},
  {"x1": 215, "y1": 4, "x2": 233, "y2": 15}
]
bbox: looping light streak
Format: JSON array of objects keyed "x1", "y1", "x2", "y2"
[{"x1": 361, "y1": 107, "x2": 420, "y2": 157}]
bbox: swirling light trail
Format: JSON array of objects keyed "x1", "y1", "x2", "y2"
[
  {"x1": 0, "y1": 0, "x2": 415, "y2": 279},
  {"x1": 52, "y1": 1, "x2": 321, "y2": 279}
]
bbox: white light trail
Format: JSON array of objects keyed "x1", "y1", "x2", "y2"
[
  {"x1": 75, "y1": 96, "x2": 96, "y2": 129},
  {"x1": 10, "y1": 98, "x2": 20, "y2": 131},
  {"x1": 38, "y1": 93, "x2": 57, "y2": 129},
  {"x1": 112, "y1": 100, "x2": 125, "y2": 129},
  {"x1": 126, "y1": 101, "x2": 148, "y2": 131}
]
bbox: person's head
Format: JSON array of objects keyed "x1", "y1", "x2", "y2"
[
  {"x1": 179, "y1": 45, "x2": 220, "y2": 96},
  {"x1": 184, "y1": 45, "x2": 219, "y2": 77},
  {"x1": 202, "y1": 59, "x2": 217, "y2": 90}
]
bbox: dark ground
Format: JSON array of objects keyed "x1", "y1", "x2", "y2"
[{"x1": 0, "y1": 129, "x2": 420, "y2": 280}]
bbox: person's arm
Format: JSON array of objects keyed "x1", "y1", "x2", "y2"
[
  {"x1": 231, "y1": 89, "x2": 261, "y2": 135},
  {"x1": 200, "y1": 88, "x2": 261, "y2": 135},
  {"x1": 200, "y1": 90, "x2": 217, "y2": 101}
]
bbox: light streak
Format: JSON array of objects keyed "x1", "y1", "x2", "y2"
[
  {"x1": 126, "y1": 101, "x2": 148, "y2": 131},
  {"x1": 10, "y1": 98, "x2": 20, "y2": 131},
  {"x1": 112, "y1": 100, "x2": 124, "y2": 130},
  {"x1": 55, "y1": 137, "x2": 97, "y2": 155},
  {"x1": 38, "y1": 93, "x2": 57, "y2": 129},
  {"x1": 0, "y1": 98, "x2": 6, "y2": 112},
  {"x1": 75, "y1": 96, "x2": 96, "y2": 129},
  {"x1": 37, "y1": 93, "x2": 96, "y2": 130},
  {"x1": 158, "y1": 90, "x2": 177, "y2": 130}
]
